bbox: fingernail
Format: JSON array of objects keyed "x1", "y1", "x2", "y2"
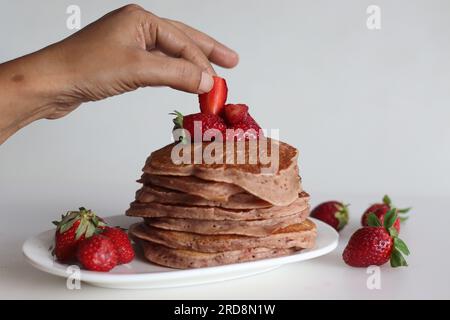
[{"x1": 198, "y1": 72, "x2": 214, "y2": 94}]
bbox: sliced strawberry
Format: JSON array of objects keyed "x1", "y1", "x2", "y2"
[
  {"x1": 226, "y1": 114, "x2": 263, "y2": 141},
  {"x1": 199, "y1": 76, "x2": 228, "y2": 115},
  {"x1": 223, "y1": 104, "x2": 249, "y2": 125}
]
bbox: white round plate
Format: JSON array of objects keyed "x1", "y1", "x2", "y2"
[{"x1": 23, "y1": 215, "x2": 338, "y2": 289}]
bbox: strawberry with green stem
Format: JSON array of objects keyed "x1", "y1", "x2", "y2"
[
  {"x1": 171, "y1": 111, "x2": 227, "y2": 143},
  {"x1": 361, "y1": 195, "x2": 411, "y2": 233},
  {"x1": 343, "y1": 208, "x2": 410, "y2": 268},
  {"x1": 310, "y1": 201, "x2": 350, "y2": 231},
  {"x1": 364, "y1": 195, "x2": 411, "y2": 222},
  {"x1": 52, "y1": 207, "x2": 105, "y2": 262}
]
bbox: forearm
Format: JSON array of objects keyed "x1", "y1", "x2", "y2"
[
  {"x1": 0, "y1": 5, "x2": 238, "y2": 145},
  {"x1": 0, "y1": 46, "x2": 67, "y2": 144}
]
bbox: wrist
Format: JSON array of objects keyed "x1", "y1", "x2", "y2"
[{"x1": 0, "y1": 46, "x2": 71, "y2": 143}]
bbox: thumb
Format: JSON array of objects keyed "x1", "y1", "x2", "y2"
[{"x1": 135, "y1": 54, "x2": 214, "y2": 94}]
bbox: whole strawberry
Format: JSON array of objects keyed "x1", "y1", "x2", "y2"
[
  {"x1": 362, "y1": 205, "x2": 401, "y2": 233},
  {"x1": 102, "y1": 227, "x2": 135, "y2": 264},
  {"x1": 77, "y1": 235, "x2": 118, "y2": 272},
  {"x1": 343, "y1": 209, "x2": 410, "y2": 268},
  {"x1": 171, "y1": 111, "x2": 227, "y2": 142},
  {"x1": 52, "y1": 207, "x2": 105, "y2": 262},
  {"x1": 227, "y1": 113, "x2": 263, "y2": 141},
  {"x1": 361, "y1": 195, "x2": 411, "y2": 231},
  {"x1": 310, "y1": 201, "x2": 349, "y2": 231}
]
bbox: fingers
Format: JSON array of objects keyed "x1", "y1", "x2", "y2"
[
  {"x1": 165, "y1": 19, "x2": 239, "y2": 69},
  {"x1": 135, "y1": 53, "x2": 214, "y2": 93},
  {"x1": 148, "y1": 49, "x2": 166, "y2": 57},
  {"x1": 143, "y1": 12, "x2": 216, "y2": 75}
]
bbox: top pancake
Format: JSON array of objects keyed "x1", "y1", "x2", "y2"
[{"x1": 143, "y1": 139, "x2": 301, "y2": 206}]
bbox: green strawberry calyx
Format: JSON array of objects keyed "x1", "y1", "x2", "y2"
[
  {"x1": 382, "y1": 194, "x2": 392, "y2": 207},
  {"x1": 52, "y1": 207, "x2": 106, "y2": 240},
  {"x1": 334, "y1": 203, "x2": 350, "y2": 231},
  {"x1": 367, "y1": 208, "x2": 410, "y2": 268},
  {"x1": 171, "y1": 110, "x2": 184, "y2": 130},
  {"x1": 382, "y1": 194, "x2": 412, "y2": 221},
  {"x1": 170, "y1": 110, "x2": 188, "y2": 144}
]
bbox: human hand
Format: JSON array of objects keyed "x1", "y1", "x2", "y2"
[
  {"x1": 0, "y1": 4, "x2": 239, "y2": 143},
  {"x1": 45, "y1": 4, "x2": 238, "y2": 118}
]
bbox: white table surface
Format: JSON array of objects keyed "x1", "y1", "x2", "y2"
[{"x1": 1, "y1": 194, "x2": 448, "y2": 299}]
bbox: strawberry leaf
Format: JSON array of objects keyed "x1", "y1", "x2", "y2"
[
  {"x1": 170, "y1": 111, "x2": 184, "y2": 129},
  {"x1": 394, "y1": 237, "x2": 410, "y2": 256},
  {"x1": 75, "y1": 220, "x2": 88, "y2": 240},
  {"x1": 85, "y1": 222, "x2": 96, "y2": 238},
  {"x1": 399, "y1": 216, "x2": 409, "y2": 223},
  {"x1": 170, "y1": 111, "x2": 189, "y2": 143},
  {"x1": 390, "y1": 249, "x2": 408, "y2": 267},
  {"x1": 63, "y1": 211, "x2": 79, "y2": 223},
  {"x1": 367, "y1": 213, "x2": 382, "y2": 227},
  {"x1": 383, "y1": 195, "x2": 392, "y2": 207},
  {"x1": 334, "y1": 203, "x2": 349, "y2": 230},
  {"x1": 383, "y1": 209, "x2": 397, "y2": 229},
  {"x1": 398, "y1": 207, "x2": 411, "y2": 214},
  {"x1": 59, "y1": 217, "x2": 77, "y2": 233},
  {"x1": 388, "y1": 226, "x2": 399, "y2": 237}
]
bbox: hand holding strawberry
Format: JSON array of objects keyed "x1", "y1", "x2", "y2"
[
  {"x1": 343, "y1": 209, "x2": 410, "y2": 268},
  {"x1": 173, "y1": 76, "x2": 264, "y2": 142}
]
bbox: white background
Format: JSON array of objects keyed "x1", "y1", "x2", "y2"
[{"x1": 0, "y1": 0, "x2": 449, "y2": 299}]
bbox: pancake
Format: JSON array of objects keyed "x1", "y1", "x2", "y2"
[
  {"x1": 143, "y1": 139, "x2": 301, "y2": 206},
  {"x1": 135, "y1": 184, "x2": 272, "y2": 209},
  {"x1": 127, "y1": 192, "x2": 310, "y2": 221},
  {"x1": 144, "y1": 209, "x2": 309, "y2": 237},
  {"x1": 138, "y1": 174, "x2": 244, "y2": 202},
  {"x1": 130, "y1": 219, "x2": 316, "y2": 253},
  {"x1": 138, "y1": 240, "x2": 299, "y2": 269}
]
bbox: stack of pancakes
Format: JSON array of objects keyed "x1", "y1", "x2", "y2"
[{"x1": 127, "y1": 139, "x2": 316, "y2": 269}]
